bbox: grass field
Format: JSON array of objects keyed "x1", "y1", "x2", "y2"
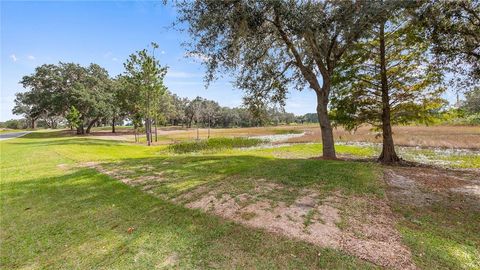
[
  {"x1": 1, "y1": 126, "x2": 479, "y2": 269},
  {"x1": 0, "y1": 132, "x2": 378, "y2": 269}
]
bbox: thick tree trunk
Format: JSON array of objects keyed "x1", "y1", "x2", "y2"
[
  {"x1": 76, "y1": 124, "x2": 84, "y2": 135},
  {"x1": 31, "y1": 118, "x2": 36, "y2": 129},
  {"x1": 112, "y1": 117, "x2": 115, "y2": 133},
  {"x1": 150, "y1": 119, "x2": 153, "y2": 143},
  {"x1": 112, "y1": 117, "x2": 116, "y2": 133},
  {"x1": 274, "y1": 16, "x2": 336, "y2": 158},
  {"x1": 315, "y1": 90, "x2": 336, "y2": 159},
  {"x1": 155, "y1": 119, "x2": 158, "y2": 142},
  {"x1": 85, "y1": 118, "x2": 99, "y2": 134},
  {"x1": 146, "y1": 118, "x2": 151, "y2": 146},
  {"x1": 379, "y1": 116, "x2": 399, "y2": 163},
  {"x1": 134, "y1": 124, "x2": 138, "y2": 143},
  {"x1": 378, "y1": 22, "x2": 400, "y2": 163}
]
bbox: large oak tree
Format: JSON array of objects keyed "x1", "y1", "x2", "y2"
[
  {"x1": 418, "y1": 0, "x2": 480, "y2": 81},
  {"x1": 176, "y1": 0, "x2": 378, "y2": 158},
  {"x1": 15, "y1": 63, "x2": 113, "y2": 134}
]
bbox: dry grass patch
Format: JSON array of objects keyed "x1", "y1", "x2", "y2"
[
  {"x1": 90, "y1": 159, "x2": 414, "y2": 269},
  {"x1": 385, "y1": 167, "x2": 480, "y2": 269},
  {"x1": 184, "y1": 185, "x2": 415, "y2": 269},
  {"x1": 287, "y1": 125, "x2": 480, "y2": 149},
  {"x1": 385, "y1": 167, "x2": 480, "y2": 209}
]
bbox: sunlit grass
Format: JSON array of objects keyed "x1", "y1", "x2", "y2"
[
  {"x1": 231, "y1": 143, "x2": 377, "y2": 159},
  {"x1": 0, "y1": 133, "x2": 378, "y2": 269},
  {"x1": 392, "y1": 193, "x2": 480, "y2": 270},
  {"x1": 400, "y1": 226, "x2": 480, "y2": 269},
  {"x1": 2, "y1": 130, "x2": 478, "y2": 269}
]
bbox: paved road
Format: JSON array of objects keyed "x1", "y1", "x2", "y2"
[{"x1": 0, "y1": 131, "x2": 31, "y2": 141}]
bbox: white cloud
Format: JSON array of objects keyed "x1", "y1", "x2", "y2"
[
  {"x1": 9, "y1": 54, "x2": 17, "y2": 62},
  {"x1": 112, "y1": 57, "x2": 118, "y2": 62},
  {"x1": 161, "y1": 50, "x2": 165, "y2": 54},
  {"x1": 27, "y1": 55, "x2": 35, "y2": 60}
]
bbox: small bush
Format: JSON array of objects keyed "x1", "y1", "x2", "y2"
[
  {"x1": 167, "y1": 137, "x2": 266, "y2": 153},
  {"x1": 465, "y1": 113, "x2": 480, "y2": 125}
]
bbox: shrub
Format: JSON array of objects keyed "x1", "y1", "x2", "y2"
[{"x1": 465, "y1": 113, "x2": 480, "y2": 125}]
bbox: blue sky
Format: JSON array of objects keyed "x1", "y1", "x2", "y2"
[{"x1": 1, "y1": 1, "x2": 457, "y2": 121}]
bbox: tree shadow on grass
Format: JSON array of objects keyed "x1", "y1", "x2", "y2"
[
  {"x1": 20, "y1": 130, "x2": 73, "y2": 138},
  {"x1": 95, "y1": 155, "x2": 384, "y2": 204},
  {"x1": 1, "y1": 167, "x2": 377, "y2": 269},
  {"x1": 10, "y1": 136, "x2": 135, "y2": 147},
  {"x1": 9, "y1": 130, "x2": 136, "y2": 147}
]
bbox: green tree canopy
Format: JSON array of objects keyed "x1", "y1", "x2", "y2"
[
  {"x1": 331, "y1": 1, "x2": 445, "y2": 162},
  {"x1": 14, "y1": 62, "x2": 113, "y2": 134},
  {"x1": 122, "y1": 43, "x2": 168, "y2": 145},
  {"x1": 176, "y1": 0, "x2": 381, "y2": 158}
]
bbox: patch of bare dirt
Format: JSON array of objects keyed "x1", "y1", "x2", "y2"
[
  {"x1": 57, "y1": 163, "x2": 70, "y2": 170},
  {"x1": 87, "y1": 162, "x2": 416, "y2": 269},
  {"x1": 340, "y1": 195, "x2": 414, "y2": 268},
  {"x1": 384, "y1": 170, "x2": 441, "y2": 206},
  {"x1": 186, "y1": 189, "x2": 415, "y2": 269},
  {"x1": 385, "y1": 166, "x2": 480, "y2": 210},
  {"x1": 82, "y1": 162, "x2": 167, "y2": 195},
  {"x1": 451, "y1": 185, "x2": 480, "y2": 198},
  {"x1": 157, "y1": 252, "x2": 179, "y2": 268}
]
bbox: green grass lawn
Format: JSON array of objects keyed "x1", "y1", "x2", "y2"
[
  {"x1": 396, "y1": 201, "x2": 480, "y2": 269},
  {"x1": 1, "y1": 131, "x2": 478, "y2": 269},
  {"x1": 0, "y1": 132, "x2": 378, "y2": 269}
]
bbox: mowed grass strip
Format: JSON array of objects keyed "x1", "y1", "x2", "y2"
[
  {"x1": 394, "y1": 198, "x2": 480, "y2": 269},
  {"x1": 98, "y1": 154, "x2": 382, "y2": 205},
  {"x1": 0, "y1": 133, "x2": 378, "y2": 269}
]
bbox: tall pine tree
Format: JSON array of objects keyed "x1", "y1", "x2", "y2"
[{"x1": 331, "y1": 5, "x2": 445, "y2": 163}]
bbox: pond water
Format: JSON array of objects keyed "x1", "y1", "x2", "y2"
[{"x1": 249, "y1": 132, "x2": 306, "y2": 142}]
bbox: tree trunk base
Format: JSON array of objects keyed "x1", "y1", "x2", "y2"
[{"x1": 377, "y1": 150, "x2": 401, "y2": 164}]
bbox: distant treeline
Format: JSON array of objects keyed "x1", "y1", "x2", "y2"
[
  {"x1": 9, "y1": 46, "x2": 326, "y2": 137},
  {"x1": 2, "y1": 100, "x2": 318, "y2": 130},
  {"x1": 7, "y1": 62, "x2": 321, "y2": 132}
]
